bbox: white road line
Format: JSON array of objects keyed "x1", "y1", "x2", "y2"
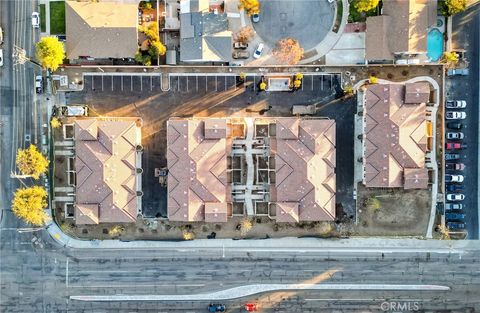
[
  {"x1": 92, "y1": 75, "x2": 94, "y2": 90},
  {"x1": 140, "y1": 75, "x2": 143, "y2": 91},
  {"x1": 186, "y1": 75, "x2": 189, "y2": 92},
  {"x1": 321, "y1": 75, "x2": 324, "y2": 90},
  {"x1": 196, "y1": 75, "x2": 198, "y2": 91},
  {"x1": 304, "y1": 298, "x2": 428, "y2": 302},
  {"x1": 150, "y1": 75, "x2": 153, "y2": 91},
  {"x1": 253, "y1": 76, "x2": 256, "y2": 91},
  {"x1": 101, "y1": 75, "x2": 104, "y2": 91},
  {"x1": 66, "y1": 258, "x2": 69, "y2": 289},
  {"x1": 111, "y1": 75, "x2": 114, "y2": 91},
  {"x1": 69, "y1": 284, "x2": 205, "y2": 288},
  {"x1": 130, "y1": 75, "x2": 133, "y2": 91},
  {"x1": 121, "y1": 75, "x2": 124, "y2": 91},
  {"x1": 177, "y1": 77, "x2": 180, "y2": 92},
  {"x1": 205, "y1": 76, "x2": 208, "y2": 92},
  {"x1": 311, "y1": 75, "x2": 314, "y2": 90},
  {"x1": 215, "y1": 75, "x2": 218, "y2": 91},
  {"x1": 224, "y1": 75, "x2": 227, "y2": 90}
]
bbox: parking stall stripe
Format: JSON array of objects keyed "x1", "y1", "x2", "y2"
[
  {"x1": 131, "y1": 76, "x2": 133, "y2": 91},
  {"x1": 311, "y1": 75, "x2": 314, "y2": 91},
  {"x1": 253, "y1": 76, "x2": 256, "y2": 91},
  {"x1": 186, "y1": 75, "x2": 189, "y2": 92},
  {"x1": 101, "y1": 76, "x2": 104, "y2": 91},
  {"x1": 121, "y1": 76, "x2": 124, "y2": 91},
  {"x1": 196, "y1": 75, "x2": 198, "y2": 91},
  {"x1": 321, "y1": 76, "x2": 324, "y2": 90},
  {"x1": 177, "y1": 77, "x2": 180, "y2": 92},
  {"x1": 111, "y1": 75, "x2": 114, "y2": 91},
  {"x1": 224, "y1": 75, "x2": 227, "y2": 91},
  {"x1": 92, "y1": 76, "x2": 94, "y2": 90},
  {"x1": 150, "y1": 75, "x2": 153, "y2": 91},
  {"x1": 215, "y1": 76, "x2": 218, "y2": 91},
  {"x1": 205, "y1": 76, "x2": 208, "y2": 92},
  {"x1": 140, "y1": 76, "x2": 143, "y2": 91}
]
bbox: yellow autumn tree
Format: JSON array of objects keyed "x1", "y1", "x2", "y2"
[
  {"x1": 354, "y1": 0, "x2": 379, "y2": 13},
  {"x1": 273, "y1": 38, "x2": 304, "y2": 65},
  {"x1": 12, "y1": 186, "x2": 48, "y2": 226},
  {"x1": 239, "y1": 0, "x2": 260, "y2": 15},
  {"x1": 35, "y1": 36, "x2": 65, "y2": 71},
  {"x1": 50, "y1": 117, "x2": 62, "y2": 129},
  {"x1": 16, "y1": 145, "x2": 49, "y2": 179}
]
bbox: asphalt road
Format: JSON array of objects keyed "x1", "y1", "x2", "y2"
[{"x1": 449, "y1": 3, "x2": 480, "y2": 239}]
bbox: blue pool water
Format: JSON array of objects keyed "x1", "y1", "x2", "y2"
[{"x1": 427, "y1": 28, "x2": 444, "y2": 62}]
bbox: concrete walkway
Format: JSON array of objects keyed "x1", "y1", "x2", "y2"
[{"x1": 70, "y1": 283, "x2": 450, "y2": 301}]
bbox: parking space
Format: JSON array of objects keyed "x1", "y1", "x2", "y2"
[
  {"x1": 81, "y1": 73, "x2": 341, "y2": 94},
  {"x1": 445, "y1": 77, "x2": 478, "y2": 239},
  {"x1": 68, "y1": 72, "x2": 346, "y2": 218}
]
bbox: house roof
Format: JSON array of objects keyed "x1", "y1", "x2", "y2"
[
  {"x1": 404, "y1": 168, "x2": 429, "y2": 189},
  {"x1": 74, "y1": 118, "x2": 141, "y2": 224},
  {"x1": 65, "y1": 1, "x2": 138, "y2": 59},
  {"x1": 272, "y1": 118, "x2": 336, "y2": 222},
  {"x1": 363, "y1": 84, "x2": 429, "y2": 188},
  {"x1": 405, "y1": 82, "x2": 430, "y2": 104},
  {"x1": 275, "y1": 202, "x2": 300, "y2": 223},
  {"x1": 167, "y1": 119, "x2": 230, "y2": 222},
  {"x1": 204, "y1": 202, "x2": 228, "y2": 223},
  {"x1": 180, "y1": 11, "x2": 232, "y2": 62},
  {"x1": 365, "y1": 0, "x2": 437, "y2": 61}
]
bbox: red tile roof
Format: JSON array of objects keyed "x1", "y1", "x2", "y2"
[
  {"x1": 167, "y1": 119, "x2": 230, "y2": 222},
  {"x1": 364, "y1": 84, "x2": 428, "y2": 188},
  {"x1": 74, "y1": 118, "x2": 141, "y2": 224},
  {"x1": 273, "y1": 118, "x2": 336, "y2": 221}
]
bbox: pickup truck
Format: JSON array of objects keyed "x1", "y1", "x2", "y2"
[{"x1": 447, "y1": 68, "x2": 469, "y2": 76}]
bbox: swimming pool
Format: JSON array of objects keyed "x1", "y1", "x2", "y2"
[{"x1": 427, "y1": 28, "x2": 444, "y2": 62}]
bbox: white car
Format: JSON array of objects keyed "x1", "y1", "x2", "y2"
[
  {"x1": 0, "y1": 49, "x2": 3, "y2": 67},
  {"x1": 32, "y1": 12, "x2": 40, "y2": 28},
  {"x1": 446, "y1": 100, "x2": 466, "y2": 109},
  {"x1": 446, "y1": 111, "x2": 466, "y2": 120},
  {"x1": 253, "y1": 43, "x2": 264, "y2": 59},
  {"x1": 445, "y1": 174, "x2": 464, "y2": 183},
  {"x1": 446, "y1": 132, "x2": 464, "y2": 140},
  {"x1": 446, "y1": 193, "x2": 465, "y2": 201}
]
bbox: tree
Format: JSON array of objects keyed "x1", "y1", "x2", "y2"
[
  {"x1": 239, "y1": 218, "x2": 253, "y2": 236},
  {"x1": 354, "y1": 0, "x2": 379, "y2": 13},
  {"x1": 369, "y1": 76, "x2": 378, "y2": 84},
  {"x1": 148, "y1": 40, "x2": 166, "y2": 58},
  {"x1": 50, "y1": 117, "x2": 62, "y2": 129},
  {"x1": 293, "y1": 79, "x2": 302, "y2": 89},
  {"x1": 238, "y1": 0, "x2": 260, "y2": 15},
  {"x1": 142, "y1": 22, "x2": 160, "y2": 42},
  {"x1": 272, "y1": 38, "x2": 304, "y2": 65},
  {"x1": 444, "y1": 0, "x2": 467, "y2": 15},
  {"x1": 12, "y1": 186, "x2": 48, "y2": 226},
  {"x1": 259, "y1": 81, "x2": 267, "y2": 91},
  {"x1": 441, "y1": 51, "x2": 459, "y2": 68},
  {"x1": 437, "y1": 224, "x2": 451, "y2": 240},
  {"x1": 16, "y1": 145, "x2": 49, "y2": 179},
  {"x1": 35, "y1": 36, "x2": 65, "y2": 71},
  {"x1": 182, "y1": 230, "x2": 195, "y2": 240},
  {"x1": 234, "y1": 26, "x2": 254, "y2": 43}
]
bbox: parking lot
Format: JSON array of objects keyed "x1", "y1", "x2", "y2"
[{"x1": 67, "y1": 72, "x2": 354, "y2": 220}]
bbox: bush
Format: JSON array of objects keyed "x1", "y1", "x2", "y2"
[
  {"x1": 239, "y1": 218, "x2": 253, "y2": 236},
  {"x1": 182, "y1": 230, "x2": 195, "y2": 240}
]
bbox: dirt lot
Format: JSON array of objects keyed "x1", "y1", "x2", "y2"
[{"x1": 354, "y1": 184, "x2": 432, "y2": 236}]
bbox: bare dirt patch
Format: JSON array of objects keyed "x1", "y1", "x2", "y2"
[{"x1": 354, "y1": 184, "x2": 431, "y2": 236}]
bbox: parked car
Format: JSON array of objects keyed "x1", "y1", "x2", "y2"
[
  {"x1": 446, "y1": 142, "x2": 467, "y2": 150},
  {"x1": 446, "y1": 213, "x2": 466, "y2": 220},
  {"x1": 232, "y1": 50, "x2": 250, "y2": 59},
  {"x1": 445, "y1": 174, "x2": 464, "y2": 183},
  {"x1": 60, "y1": 105, "x2": 88, "y2": 116},
  {"x1": 446, "y1": 163, "x2": 465, "y2": 171},
  {"x1": 31, "y1": 12, "x2": 40, "y2": 28},
  {"x1": 446, "y1": 193, "x2": 465, "y2": 201},
  {"x1": 446, "y1": 132, "x2": 464, "y2": 140},
  {"x1": 0, "y1": 26, "x2": 3, "y2": 45},
  {"x1": 446, "y1": 111, "x2": 466, "y2": 119},
  {"x1": 447, "y1": 68, "x2": 469, "y2": 76},
  {"x1": 445, "y1": 153, "x2": 460, "y2": 161},
  {"x1": 446, "y1": 100, "x2": 467, "y2": 109},
  {"x1": 233, "y1": 42, "x2": 248, "y2": 49},
  {"x1": 445, "y1": 203, "x2": 463, "y2": 211},
  {"x1": 446, "y1": 185, "x2": 463, "y2": 192},
  {"x1": 253, "y1": 43, "x2": 264, "y2": 59},
  {"x1": 447, "y1": 222, "x2": 465, "y2": 229},
  {"x1": 447, "y1": 122, "x2": 463, "y2": 130},
  {"x1": 208, "y1": 304, "x2": 226, "y2": 312},
  {"x1": 0, "y1": 49, "x2": 3, "y2": 67},
  {"x1": 252, "y1": 13, "x2": 260, "y2": 23},
  {"x1": 35, "y1": 75, "x2": 43, "y2": 94}
]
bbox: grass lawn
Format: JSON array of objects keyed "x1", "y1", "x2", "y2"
[
  {"x1": 49, "y1": 1, "x2": 65, "y2": 35},
  {"x1": 39, "y1": 4, "x2": 46, "y2": 32}
]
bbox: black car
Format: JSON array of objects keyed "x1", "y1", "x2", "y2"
[
  {"x1": 446, "y1": 184, "x2": 464, "y2": 192},
  {"x1": 447, "y1": 122, "x2": 463, "y2": 130},
  {"x1": 208, "y1": 304, "x2": 226, "y2": 312}
]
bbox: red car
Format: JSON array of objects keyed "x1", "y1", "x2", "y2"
[
  {"x1": 244, "y1": 303, "x2": 258, "y2": 311},
  {"x1": 446, "y1": 142, "x2": 467, "y2": 150}
]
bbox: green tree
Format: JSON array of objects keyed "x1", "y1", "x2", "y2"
[
  {"x1": 35, "y1": 36, "x2": 65, "y2": 71},
  {"x1": 148, "y1": 40, "x2": 166, "y2": 57},
  {"x1": 354, "y1": 0, "x2": 379, "y2": 13},
  {"x1": 444, "y1": 0, "x2": 467, "y2": 15},
  {"x1": 16, "y1": 145, "x2": 49, "y2": 179},
  {"x1": 12, "y1": 186, "x2": 48, "y2": 226}
]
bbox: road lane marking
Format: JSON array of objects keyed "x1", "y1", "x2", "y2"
[
  {"x1": 196, "y1": 75, "x2": 198, "y2": 91},
  {"x1": 92, "y1": 75, "x2": 94, "y2": 90},
  {"x1": 121, "y1": 75, "x2": 124, "y2": 91},
  {"x1": 66, "y1": 258, "x2": 69, "y2": 289},
  {"x1": 111, "y1": 75, "x2": 114, "y2": 91},
  {"x1": 150, "y1": 75, "x2": 153, "y2": 91},
  {"x1": 69, "y1": 284, "x2": 205, "y2": 288},
  {"x1": 101, "y1": 76, "x2": 104, "y2": 91},
  {"x1": 131, "y1": 75, "x2": 133, "y2": 91}
]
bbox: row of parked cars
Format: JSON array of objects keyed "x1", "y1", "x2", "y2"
[{"x1": 444, "y1": 100, "x2": 467, "y2": 230}]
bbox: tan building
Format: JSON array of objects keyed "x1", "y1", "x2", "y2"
[
  {"x1": 65, "y1": 1, "x2": 139, "y2": 60},
  {"x1": 74, "y1": 118, "x2": 143, "y2": 224},
  {"x1": 166, "y1": 117, "x2": 336, "y2": 223},
  {"x1": 365, "y1": 0, "x2": 437, "y2": 61},
  {"x1": 363, "y1": 83, "x2": 431, "y2": 189}
]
